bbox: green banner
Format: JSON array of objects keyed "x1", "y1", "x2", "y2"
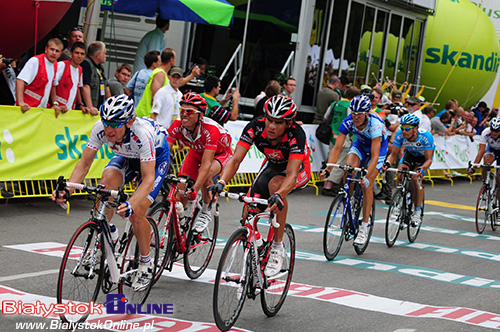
[{"x1": 0, "y1": 106, "x2": 114, "y2": 181}]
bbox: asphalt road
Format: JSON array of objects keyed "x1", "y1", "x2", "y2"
[{"x1": 1, "y1": 177, "x2": 500, "y2": 332}]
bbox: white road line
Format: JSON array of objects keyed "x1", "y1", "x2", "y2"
[{"x1": 0, "y1": 269, "x2": 59, "y2": 282}]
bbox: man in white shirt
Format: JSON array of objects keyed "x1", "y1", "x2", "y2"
[
  {"x1": 151, "y1": 66, "x2": 183, "y2": 129},
  {"x1": 421, "y1": 105, "x2": 434, "y2": 133}
]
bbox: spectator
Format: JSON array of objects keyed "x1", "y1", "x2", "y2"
[
  {"x1": 16, "y1": 38, "x2": 64, "y2": 113},
  {"x1": 107, "y1": 63, "x2": 132, "y2": 96},
  {"x1": 370, "y1": 87, "x2": 386, "y2": 120},
  {"x1": 0, "y1": 55, "x2": 18, "y2": 105},
  {"x1": 59, "y1": 26, "x2": 84, "y2": 61},
  {"x1": 201, "y1": 75, "x2": 240, "y2": 126},
  {"x1": 421, "y1": 105, "x2": 435, "y2": 133},
  {"x1": 457, "y1": 110, "x2": 476, "y2": 138},
  {"x1": 451, "y1": 107, "x2": 466, "y2": 134},
  {"x1": 180, "y1": 57, "x2": 208, "y2": 89},
  {"x1": 431, "y1": 111, "x2": 454, "y2": 136},
  {"x1": 313, "y1": 76, "x2": 341, "y2": 124},
  {"x1": 151, "y1": 66, "x2": 183, "y2": 129},
  {"x1": 80, "y1": 41, "x2": 107, "y2": 115},
  {"x1": 254, "y1": 80, "x2": 280, "y2": 119},
  {"x1": 321, "y1": 86, "x2": 360, "y2": 196},
  {"x1": 136, "y1": 48, "x2": 176, "y2": 118},
  {"x1": 125, "y1": 50, "x2": 160, "y2": 108},
  {"x1": 52, "y1": 42, "x2": 87, "y2": 116},
  {"x1": 435, "y1": 99, "x2": 457, "y2": 118},
  {"x1": 405, "y1": 96, "x2": 423, "y2": 123},
  {"x1": 133, "y1": 15, "x2": 169, "y2": 72},
  {"x1": 472, "y1": 101, "x2": 487, "y2": 134},
  {"x1": 282, "y1": 77, "x2": 296, "y2": 98}
]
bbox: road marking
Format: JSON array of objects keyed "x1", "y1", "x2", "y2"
[
  {"x1": 0, "y1": 269, "x2": 59, "y2": 282},
  {"x1": 425, "y1": 200, "x2": 475, "y2": 211}
]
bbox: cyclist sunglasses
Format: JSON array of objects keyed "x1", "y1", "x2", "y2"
[
  {"x1": 102, "y1": 120, "x2": 125, "y2": 128},
  {"x1": 401, "y1": 126, "x2": 416, "y2": 131},
  {"x1": 180, "y1": 107, "x2": 201, "y2": 116}
]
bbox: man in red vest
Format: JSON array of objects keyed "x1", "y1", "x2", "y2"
[
  {"x1": 52, "y1": 41, "x2": 88, "y2": 117},
  {"x1": 16, "y1": 38, "x2": 64, "y2": 114}
]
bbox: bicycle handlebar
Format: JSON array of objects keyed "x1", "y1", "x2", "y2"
[
  {"x1": 386, "y1": 168, "x2": 423, "y2": 190},
  {"x1": 326, "y1": 163, "x2": 367, "y2": 175},
  {"x1": 219, "y1": 192, "x2": 280, "y2": 228},
  {"x1": 469, "y1": 162, "x2": 500, "y2": 169}
]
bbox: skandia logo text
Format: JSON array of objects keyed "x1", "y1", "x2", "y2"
[
  {"x1": 103, "y1": 294, "x2": 174, "y2": 315},
  {"x1": 425, "y1": 44, "x2": 500, "y2": 72}
]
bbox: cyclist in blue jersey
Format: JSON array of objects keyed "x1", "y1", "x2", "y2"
[
  {"x1": 52, "y1": 94, "x2": 170, "y2": 292},
  {"x1": 321, "y1": 94, "x2": 388, "y2": 245},
  {"x1": 382, "y1": 113, "x2": 435, "y2": 226}
]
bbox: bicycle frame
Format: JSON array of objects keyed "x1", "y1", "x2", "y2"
[{"x1": 387, "y1": 168, "x2": 422, "y2": 222}]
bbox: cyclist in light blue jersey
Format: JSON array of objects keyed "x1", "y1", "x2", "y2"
[
  {"x1": 321, "y1": 94, "x2": 388, "y2": 245},
  {"x1": 382, "y1": 113, "x2": 435, "y2": 226}
]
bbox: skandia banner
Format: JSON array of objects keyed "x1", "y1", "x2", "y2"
[{"x1": 0, "y1": 106, "x2": 113, "y2": 181}]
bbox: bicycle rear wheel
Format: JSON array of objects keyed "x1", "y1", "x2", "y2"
[
  {"x1": 408, "y1": 192, "x2": 424, "y2": 243},
  {"x1": 354, "y1": 197, "x2": 375, "y2": 255},
  {"x1": 148, "y1": 202, "x2": 174, "y2": 281},
  {"x1": 323, "y1": 195, "x2": 348, "y2": 261},
  {"x1": 476, "y1": 184, "x2": 489, "y2": 234},
  {"x1": 118, "y1": 216, "x2": 159, "y2": 305},
  {"x1": 385, "y1": 188, "x2": 404, "y2": 247},
  {"x1": 57, "y1": 221, "x2": 103, "y2": 324},
  {"x1": 184, "y1": 204, "x2": 219, "y2": 279},
  {"x1": 213, "y1": 228, "x2": 250, "y2": 331},
  {"x1": 261, "y1": 223, "x2": 295, "y2": 317}
]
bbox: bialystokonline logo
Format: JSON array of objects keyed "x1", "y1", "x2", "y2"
[{"x1": 2, "y1": 294, "x2": 173, "y2": 317}]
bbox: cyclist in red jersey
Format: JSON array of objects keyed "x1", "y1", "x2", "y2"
[
  {"x1": 209, "y1": 95, "x2": 311, "y2": 276},
  {"x1": 167, "y1": 92, "x2": 233, "y2": 232}
]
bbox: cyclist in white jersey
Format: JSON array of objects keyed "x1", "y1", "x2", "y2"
[{"x1": 52, "y1": 94, "x2": 170, "y2": 291}]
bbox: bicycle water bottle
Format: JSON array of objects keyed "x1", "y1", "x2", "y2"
[
  {"x1": 109, "y1": 223, "x2": 119, "y2": 244},
  {"x1": 175, "y1": 202, "x2": 186, "y2": 225},
  {"x1": 255, "y1": 231, "x2": 263, "y2": 247},
  {"x1": 406, "y1": 192, "x2": 411, "y2": 206}
]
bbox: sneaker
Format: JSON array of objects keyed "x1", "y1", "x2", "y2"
[
  {"x1": 411, "y1": 211, "x2": 422, "y2": 227},
  {"x1": 193, "y1": 210, "x2": 211, "y2": 233},
  {"x1": 264, "y1": 245, "x2": 285, "y2": 277},
  {"x1": 354, "y1": 227, "x2": 368, "y2": 246},
  {"x1": 132, "y1": 261, "x2": 153, "y2": 292}
]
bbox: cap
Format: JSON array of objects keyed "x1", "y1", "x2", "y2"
[
  {"x1": 407, "y1": 96, "x2": 422, "y2": 105},
  {"x1": 392, "y1": 89, "x2": 403, "y2": 99},
  {"x1": 379, "y1": 95, "x2": 391, "y2": 106},
  {"x1": 169, "y1": 66, "x2": 184, "y2": 77}
]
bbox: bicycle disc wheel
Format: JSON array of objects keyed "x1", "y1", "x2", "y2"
[
  {"x1": 385, "y1": 188, "x2": 404, "y2": 247},
  {"x1": 323, "y1": 196, "x2": 348, "y2": 261},
  {"x1": 408, "y1": 192, "x2": 424, "y2": 243},
  {"x1": 476, "y1": 184, "x2": 489, "y2": 234},
  {"x1": 57, "y1": 221, "x2": 103, "y2": 324},
  {"x1": 184, "y1": 204, "x2": 219, "y2": 279},
  {"x1": 261, "y1": 223, "x2": 295, "y2": 317},
  {"x1": 148, "y1": 202, "x2": 174, "y2": 281},
  {"x1": 213, "y1": 228, "x2": 250, "y2": 331},
  {"x1": 491, "y1": 190, "x2": 499, "y2": 231},
  {"x1": 118, "y1": 216, "x2": 159, "y2": 305},
  {"x1": 354, "y1": 198, "x2": 375, "y2": 255}
]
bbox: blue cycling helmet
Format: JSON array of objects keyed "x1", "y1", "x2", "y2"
[
  {"x1": 349, "y1": 95, "x2": 372, "y2": 113},
  {"x1": 100, "y1": 94, "x2": 135, "y2": 123},
  {"x1": 400, "y1": 113, "x2": 420, "y2": 126}
]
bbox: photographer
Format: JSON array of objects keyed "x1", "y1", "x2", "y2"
[{"x1": 0, "y1": 55, "x2": 17, "y2": 105}]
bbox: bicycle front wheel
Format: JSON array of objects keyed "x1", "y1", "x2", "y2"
[
  {"x1": 408, "y1": 192, "x2": 424, "y2": 243},
  {"x1": 323, "y1": 195, "x2": 348, "y2": 261},
  {"x1": 476, "y1": 184, "x2": 489, "y2": 234},
  {"x1": 118, "y1": 216, "x2": 160, "y2": 305},
  {"x1": 213, "y1": 228, "x2": 250, "y2": 332},
  {"x1": 261, "y1": 223, "x2": 295, "y2": 317},
  {"x1": 148, "y1": 201, "x2": 174, "y2": 281},
  {"x1": 57, "y1": 221, "x2": 103, "y2": 324},
  {"x1": 184, "y1": 204, "x2": 219, "y2": 279},
  {"x1": 385, "y1": 188, "x2": 404, "y2": 247},
  {"x1": 491, "y1": 190, "x2": 499, "y2": 231},
  {"x1": 354, "y1": 197, "x2": 375, "y2": 255}
]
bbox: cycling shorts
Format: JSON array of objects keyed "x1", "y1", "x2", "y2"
[
  {"x1": 104, "y1": 156, "x2": 170, "y2": 203},
  {"x1": 399, "y1": 151, "x2": 426, "y2": 170},
  {"x1": 349, "y1": 138, "x2": 388, "y2": 171},
  {"x1": 178, "y1": 148, "x2": 232, "y2": 182}
]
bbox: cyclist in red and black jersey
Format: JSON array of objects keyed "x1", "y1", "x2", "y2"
[{"x1": 209, "y1": 95, "x2": 311, "y2": 277}]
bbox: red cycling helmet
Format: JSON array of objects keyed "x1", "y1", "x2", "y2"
[{"x1": 180, "y1": 92, "x2": 208, "y2": 113}]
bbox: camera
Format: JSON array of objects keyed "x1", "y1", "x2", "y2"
[{"x1": 2, "y1": 58, "x2": 13, "y2": 66}]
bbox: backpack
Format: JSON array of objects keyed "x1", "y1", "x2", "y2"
[{"x1": 315, "y1": 102, "x2": 337, "y2": 145}]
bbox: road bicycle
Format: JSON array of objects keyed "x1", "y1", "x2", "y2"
[
  {"x1": 213, "y1": 192, "x2": 295, "y2": 331},
  {"x1": 147, "y1": 174, "x2": 218, "y2": 280},
  {"x1": 384, "y1": 168, "x2": 424, "y2": 247},
  {"x1": 55, "y1": 177, "x2": 159, "y2": 324},
  {"x1": 323, "y1": 164, "x2": 375, "y2": 261},
  {"x1": 470, "y1": 162, "x2": 500, "y2": 234}
]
